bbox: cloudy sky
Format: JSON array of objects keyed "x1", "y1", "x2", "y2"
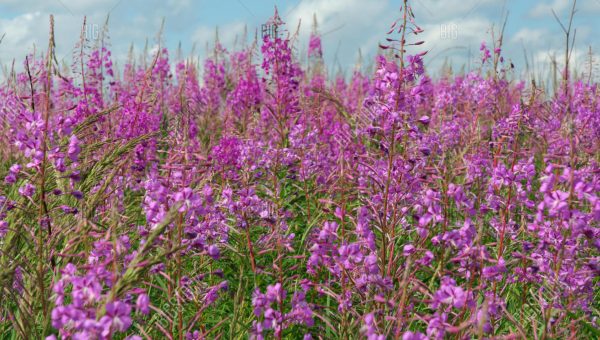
[{"x1": 1, "y1": 0, "x2": 599, "y2": 79}]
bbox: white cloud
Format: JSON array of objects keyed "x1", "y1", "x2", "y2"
[
  {"x1": 286, "y1": 0, "x2": 389, "y2": 32},
  {"x1": 418, "y1": 17, "x2": 492, "y2": 71},
  {"x1": 529, "y1": 0, "x2": 570, "y2": 18},
  {"x1": 284, "y1": 0, "x2": 393, "y2": 70},
  {"x1": 285, "y1": 0, "x2": 391, "y2": 50},
  {"x1": 528, "y1": 47, "x2": 590, "y2": 79},
  {"x1": 166, "y1": 0, "x2": 192, "y2": 14},
  {"x1": 279, "y1": 0, "x2": 505, "y2": 71},
  {"x1": 0, "y1": 12, "x2": 45, "y2": 63},
  {"x1": 192, "y1": 22, "x2": 248, "y2": 51},
  {"x1": 0, "y1": 0, "x2": 120, "y2": 14},
  {"x1": 511, "y1": 27, "x2": 549, "y2": 46},
  {"x1": 412, "y1": 0, "x2": 497, "y2": 21},
  {"x1": 528, "y1": 0, "x2": 600, "y2": 18},
  {"x1": 579, "y1": 0, "x2": 600, "y2": 12}
]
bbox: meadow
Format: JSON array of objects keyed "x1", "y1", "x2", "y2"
[{"x1": 0, "y1": 2, "x2": 598, "y2": 339}]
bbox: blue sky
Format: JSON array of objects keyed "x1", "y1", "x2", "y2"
[{"x1": 1, "y1": 0, "x2": 599, "y2": 80}]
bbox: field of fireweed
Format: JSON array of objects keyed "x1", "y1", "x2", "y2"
[{"x1": 0, "y1": 2, "x2": 598, "y2": 339}]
